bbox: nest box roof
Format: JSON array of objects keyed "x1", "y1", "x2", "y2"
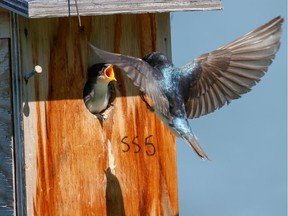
[{"x1": 0, "y1": 0, "x2": 222, "y2": 18}]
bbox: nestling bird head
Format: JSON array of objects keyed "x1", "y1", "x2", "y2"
[
  {"x1": 103, "y1": 64, "x2": 117, "y2": 81},
  {"x1": 87, "y1": 63, "x2": 117, "y2": 83}
]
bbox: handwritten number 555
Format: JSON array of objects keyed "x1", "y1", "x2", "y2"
[{"x1": 120, "y1": 135, "x2": 156, "y2": 156}]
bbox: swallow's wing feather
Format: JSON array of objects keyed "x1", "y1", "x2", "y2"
[
  {"x1": 83, "y1": 82, "x2": 94, "y2": 104},
  {"x1": 184, "y1": 16, "x2": 283, "y2": 119},
  {"x1": 89, "y1": 44, "x2": 170, "y2": 116}
]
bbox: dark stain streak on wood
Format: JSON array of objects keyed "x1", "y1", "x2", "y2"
[
  {"x1": 150, "y1": 13, "x2": 157, "y2": 52},
  {"x1": 113, "y1": 15, "x2": 122, "y2": 54}
]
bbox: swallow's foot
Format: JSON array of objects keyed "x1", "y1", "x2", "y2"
[
  {"x1": 95, "y1": 113, "x2": 107, "y2": 120},
  {"x1": 96, "y1": 104, "x2": 114, "y2": 120},
  {"x1": 140, "y1": 92, "x2": 155, "y2": 112}
]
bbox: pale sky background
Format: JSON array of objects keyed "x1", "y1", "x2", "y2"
[{"x1": 171, "y1": 0, "x2": 287, "y2": 215}]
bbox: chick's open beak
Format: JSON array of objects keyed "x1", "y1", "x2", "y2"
[{"x1": 104, "y1": 65, "x2": 117, "y2": 81}]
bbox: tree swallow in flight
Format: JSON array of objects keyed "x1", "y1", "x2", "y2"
[{"x1": 89, "y1": 16, "x2": 283, "y2": 159}]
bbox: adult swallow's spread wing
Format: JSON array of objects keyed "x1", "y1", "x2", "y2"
[{"x1": 184, "y1": 16, "x2": 283, "y2": 118}]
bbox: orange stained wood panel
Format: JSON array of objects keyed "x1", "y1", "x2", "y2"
[{"x1": 20, "y1": 13, "x2": 178, "y2": 216}]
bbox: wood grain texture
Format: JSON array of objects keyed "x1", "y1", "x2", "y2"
[
  {"x1": 20, "y1": 13, "x2": 178, "y2": 215},
  {"x1": 0, "y1": 39, "x2": 14, "y2": 215},
  {"x1": 0, "y1": 8, "x2": 10, "y2": 38},
  {"x1": 0, "y1": 0, "x2": 222, "y2": 18}
]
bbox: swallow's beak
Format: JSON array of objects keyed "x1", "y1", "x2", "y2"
[{"x1": 104, "y1": 65, "x2": 117, "y2": 81}]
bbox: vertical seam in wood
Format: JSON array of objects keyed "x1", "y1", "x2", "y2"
[
  {"x1": 113, "y1": 15, "x2": 122, "y2": 53},
  {"x1": 149, "y1": 13, "x2": 156, "y2": 52},
  {"x1": 10, "y1": 12, "x2": 27, "y2": 216}
]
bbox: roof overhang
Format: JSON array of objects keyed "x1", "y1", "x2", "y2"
[{"x1": 0, "y1": 0, "x2": 222, "y2": 18}]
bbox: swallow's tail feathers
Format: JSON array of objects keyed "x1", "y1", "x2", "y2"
[
  {"x1": 182, "y1": 133, "x2": 209, "y2": 160},
  {"x1": 172, "y1": 117, "x2": 209, "y2": 159}
]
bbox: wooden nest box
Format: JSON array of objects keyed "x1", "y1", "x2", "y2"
[{"x1": 0, "y1": 0, "x2": 222, "y2": 215}]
